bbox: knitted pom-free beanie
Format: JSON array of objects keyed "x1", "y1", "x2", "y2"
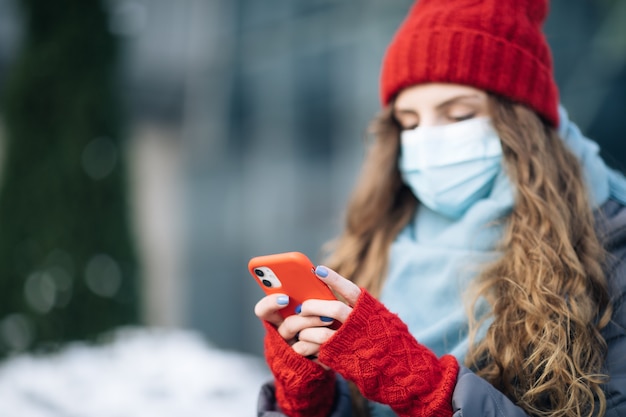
[{"x1": 380, "y1": 0, "x2": 559, "y2": 126}]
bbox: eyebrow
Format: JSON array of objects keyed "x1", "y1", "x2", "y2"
[{"x1": 394, "y1": 94, "x2": 482, "y2": 117}]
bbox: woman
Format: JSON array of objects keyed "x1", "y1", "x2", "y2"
[{"x1": 255, "y1": 0, "x2": 626, "y2": 416}]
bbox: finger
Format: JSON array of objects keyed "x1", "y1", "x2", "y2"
[
  {"x1": 291, "y1": 340, "x2": 331, "y2": 370},
  {"x1": 254, "y1": 294, "x2": 289, "y2": 327},
  {"x1": 300, "y1": 299, "x2": 352, "y2": 323},
  {"x1": 291, "y1": 340, "x2": 321, "y2": 358},
  {"x1": 315, "y1": 265, "x2": 361, "y2": 306},
  {"x1": 278, "y1": 314, "x2": 333, "y2": 341},
  {"x1": 297, "y1": 327, "x2": 336, "y2": 345},
  {"x1": 313, "y1": 358, "x2": 330, "y2": 370}
]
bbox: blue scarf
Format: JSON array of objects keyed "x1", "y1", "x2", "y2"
[{"x1": 370, "y1": 106, "x2": 626, "y2": 417}]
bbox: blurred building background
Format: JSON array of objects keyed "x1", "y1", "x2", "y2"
[{"x1": 0, "y1": 0, "x2": 624, "y2": 359}]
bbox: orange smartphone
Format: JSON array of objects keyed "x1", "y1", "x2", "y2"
[{"x1": 248, "y1": 251, "x2": 337, "y2": 319}]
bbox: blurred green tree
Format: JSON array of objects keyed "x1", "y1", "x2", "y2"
[{"x1": 0, "y1": 0, "x2": 140, "y2": 355}]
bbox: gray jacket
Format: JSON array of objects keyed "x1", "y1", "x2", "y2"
[{"x1": 257, "y1": 199, "x2": 626, "y2": 417}]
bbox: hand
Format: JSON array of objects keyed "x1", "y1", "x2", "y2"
[
  {"x1": 287, "y1": 265, "x2": 361, "y2": 363},
  {"x1": 254, "y1": 265, "x2": 360, "y2": 364},
  {"x1": 254, "y1": 291, "x2": 335, "y2": 365}
]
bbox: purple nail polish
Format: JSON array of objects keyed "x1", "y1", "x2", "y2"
[
  {"x1": 315, "y1": 266, "x2": 329, "y2": 278},
  {"x1": 277, "y1": 296, "x2": 289, "y2": 306}
]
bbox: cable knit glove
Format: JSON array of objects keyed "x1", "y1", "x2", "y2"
[
  {"x1": 263, "y1": 321, "x2": 336, "y2": 417},
  {"x1": 318, "y1": 290, "x2": 459, "y2": 417}
]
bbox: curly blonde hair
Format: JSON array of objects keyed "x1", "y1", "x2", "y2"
[{"x1": 322, "y1": 96, "x2": 612, "y2": 417}]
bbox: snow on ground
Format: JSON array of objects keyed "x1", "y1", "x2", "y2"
[{"x1": 0, "y1": 327, "x2": 271, "y2": 417}]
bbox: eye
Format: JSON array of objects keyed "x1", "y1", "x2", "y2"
[
  {"x1": 450, "y1": 113, "x2": 475, "y2": 122},
  {"x1": 401, "y1": 123, "x2": 419, "y2": 131}
]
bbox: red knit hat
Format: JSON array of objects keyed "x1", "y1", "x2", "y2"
[{"x1": 380, "y1": 0, "x2": 559, "y2": 127}]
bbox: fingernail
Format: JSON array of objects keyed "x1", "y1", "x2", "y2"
[
  {"x1": 277, "y1": 296, "x2": 289, "y2": 306},
  {"x1": 315, "y1": 266, "x2": 328, "y2": 278},
  {"x1": 295, "y1": 304, "x2": 302, "y2": 314},
  {"x1": 320, "y1": 316, "x2": 333, "y2": 322}
]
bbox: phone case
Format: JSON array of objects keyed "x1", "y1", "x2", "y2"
[{"x1": 248, "y1": 251, "x2": 336, "y2": 319}]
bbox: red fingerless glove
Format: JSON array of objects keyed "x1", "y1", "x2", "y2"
[
  {"x1": 263, "y1": 321, "x2": 336, "y2": 417},
  {"x1": 318, "y1": 290, "x2": 459, "y2": 417}
]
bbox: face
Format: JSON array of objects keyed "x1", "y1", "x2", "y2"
[{"x1": 393, "y1": 83, "x2": 489, "y2": 130}]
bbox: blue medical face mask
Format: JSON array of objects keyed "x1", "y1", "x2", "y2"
[{"x1": 399, "y1": 117, "x2": 503, "y2": 219}]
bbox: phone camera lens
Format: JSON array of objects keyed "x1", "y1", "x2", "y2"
[
  {"x1": 254, "y1": 269, "x2": 265, "y2": 277},
  {"x1": 262, "y1": 279, "x2": 272, "y2": 287}
]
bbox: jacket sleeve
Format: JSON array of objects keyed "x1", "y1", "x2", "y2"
[
  {"x1": 451, "y1": 367, "x2": 529, "y2": 416},
  {"x1": 602, "y1": 296, "x2": 626, "y2": 416},
  {"x1": 599, "y1": 199, "x2": 626, "y2": 416},
  {"x1": 257, "y1": 377, "x2": 353, "y2": 417}
]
